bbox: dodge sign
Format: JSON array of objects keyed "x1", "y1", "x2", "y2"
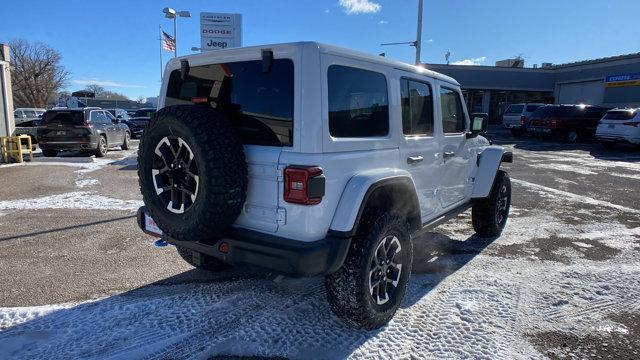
[{"x1": 200, "y1": 12, "x2": 242, "y2": 51}]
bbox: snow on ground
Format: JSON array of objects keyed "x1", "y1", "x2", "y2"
[
  {"x1": 0, "y1": 176, "x2": 639, "y2": 359},
  {"x1": 0, "y1": 191, "x2": 142, "y2": 212}
]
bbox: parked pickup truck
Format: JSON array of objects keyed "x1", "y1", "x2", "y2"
[
  {"x1": 527, "y1": 104, "x2": 607, "y2": 142},
  {"x1": 135, "y1": 42, "x2": 513, "y2": 329}
]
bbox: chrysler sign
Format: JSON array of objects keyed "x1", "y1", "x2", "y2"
[{"x1": 200, "y1": 12, "x2": 242, "y2": 51}]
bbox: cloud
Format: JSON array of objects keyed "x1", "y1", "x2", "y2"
[
  {"x1": 338, "y1": 0, "x2": 381, "y2": 14},
  {"x1": 378, "y1": 20, "x2": 388, "y2": 24},
  {"x1": 451, "y1": 56, "x2": 487, "y2": 66},
  {"x1": 71, "y1": 79, "x2": 145, "y2": 89},
  {"x1": 426, "y1": 39, "x2": 434, "y2": 43}
]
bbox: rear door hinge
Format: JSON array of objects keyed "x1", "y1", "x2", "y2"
[
  {"x1": 276, "y1": 164, "x2": 286, "y2": 182},
  {"x1": 277, "y1": 208, "x2": 286, "y2": 225}
]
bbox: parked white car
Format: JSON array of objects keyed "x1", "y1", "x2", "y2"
[
  {"x1": 596, "y1": 108, "x2": 640, "y2": 149},
  {"x1": 136, "y1": 42, "x2": 512, "y2": 329},
  {"x1": 13, "y1": 108, "x2": 46, "y2": 124},
  {"x1": 502, "y1": 103, "x2": 545, "y2": 137}
]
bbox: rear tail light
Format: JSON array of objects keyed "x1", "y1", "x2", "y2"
[
  {"x1": 519, "y1": 115, "x2": 526, "y2": 125},
  {"x1": 74, "y1": 122, "x2": 93, "y2": 129},
  {"x1": 284, "y1": 166, "x2": 325, "y2": 205},
  {"x1": 623, "y1": 121, "x2": 640, "y2": 127}
]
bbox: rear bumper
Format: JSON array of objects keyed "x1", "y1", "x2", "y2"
[
  {"x1": 136, "y1": 207, "x2": 351, "y2": 277},
  {"x1": 596, "y1": 134, "x2": 640, "y2": 145},
  {"x1": 39, "y1": 140, "x2": 98, "y2": 150}
]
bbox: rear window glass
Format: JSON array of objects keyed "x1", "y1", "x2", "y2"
[
  {"x1": 505, "y1": 105, "x2": 524, "y2": 114},
  {"x1": 134, "y1": 109, "x2": 156, "y2": 118},
  {"x1": 531, "y1": 106, "x2": 555, "y2": 118},
  {"x1": 328, "y1": 65, "x2": 389, "y2": 138},
  {"x1": 556, "y1": 106, "x2": 581, "y2": 118},
  {"x1": 42, "y1": 111, "x2": 85, "y2": 125},
  {"x1": 526, "y1": 105, "x2": 542, "y2": 112},
  {"x1": 604, "y1": 110, "x2": 637, "y2": 120},
  {"x1": 165, "y1": 59, "x2": 294, "y2": 147}
]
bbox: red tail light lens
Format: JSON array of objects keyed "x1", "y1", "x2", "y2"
[
  {"x1": 284, "y1": 166, "x2": 325, "y2": 205},
  {"x1": 74, "y1": 122, "x2": 93, "y2": 129},
  {"x1": 622, "y1": 121, "x2": 640, "y2": 127},
  {"x1": 519, "y1": 115, "x2": 526, "y2": 125}
]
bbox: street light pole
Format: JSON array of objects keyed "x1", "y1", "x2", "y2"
[
  {"x1": 415, "y1": 0, "x2": 423, "y2": 65},
  {"x1": 173, "y1": 16, "x2": 177, "y2": 58},
  {"x1": 163, "y1": 7, "x2": 191, "y2": 58}
]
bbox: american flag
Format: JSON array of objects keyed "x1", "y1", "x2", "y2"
[{"x1": 162, "y1": 31, "x2": 176, "y2": 52}]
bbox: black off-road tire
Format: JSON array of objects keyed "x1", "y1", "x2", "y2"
[
  {"x1": 325, "y1": 212, "x2": 413, "y2": 330},
  {"x1": 138, "y1": 105, "x2": 247, "y2": 243},
  {"x1": 472, "y1": 170, "x2": 511, "y2": 237},
  {"x1": 121, "y1": 131, "x2": 131, "y2": 150},
  {"x1": 42, "y1": 149, "x2": 58, "y2": 157},
  {"x1": 95, "y1": 135, "x2": 108, "y2": 157},
  {"x1": 176, "y1": 246, "x2": 231, "y2": 272}
]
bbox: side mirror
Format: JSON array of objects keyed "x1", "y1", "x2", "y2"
[{"x1": 466, "y1": 113, "x2": 489, "y2": 139}]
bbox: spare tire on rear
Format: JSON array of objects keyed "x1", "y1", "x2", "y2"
[{"x1": 138, "y1": 105, "x2": 248, "y2": 242}]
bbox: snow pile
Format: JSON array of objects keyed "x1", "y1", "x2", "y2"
[{"x1": 0, "y1": 192, "x2": 142, "y2": 212}]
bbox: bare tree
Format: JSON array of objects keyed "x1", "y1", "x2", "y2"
[
  {"x1": 136, "y1": 95, "x2": 146, "y2": 104},
  {"x1": 9, "y1": 39, "x2": 69, "y2": 108},
  {"x1": 84, "y1": 84, "x2": 105, "y2": 96}
]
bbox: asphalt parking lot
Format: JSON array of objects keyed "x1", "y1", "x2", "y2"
[{"x1": 0, "y1": 129, "x2": 639, "y2": 359}]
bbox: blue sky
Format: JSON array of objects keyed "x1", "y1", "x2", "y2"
[{"x1": 2, "y1": 0, "x2": 639, "y2": 99}]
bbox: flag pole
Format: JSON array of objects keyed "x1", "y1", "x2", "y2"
[{"x1": 159, "y1": 25, "x2": 163, "y2": 83}]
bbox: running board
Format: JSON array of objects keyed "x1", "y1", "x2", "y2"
[{"x1": 412, "y1": 202, "x2": 473, "y2": 238}]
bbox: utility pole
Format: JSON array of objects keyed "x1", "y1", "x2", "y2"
[
  {"x1": 380, "y1": 0, "x2": 425, "y2": 66},
  {"x1": 415, "y1": 0, "x2": 423, "y2": 65}
]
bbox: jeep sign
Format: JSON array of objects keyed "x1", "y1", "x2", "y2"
[{"x1": 200, "y1": 12, "x2": 242, "y2": 51}]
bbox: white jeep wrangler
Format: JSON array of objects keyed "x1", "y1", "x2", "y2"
[{"x1": 136, "y1": 42, "x2": 512, "y2": 329}]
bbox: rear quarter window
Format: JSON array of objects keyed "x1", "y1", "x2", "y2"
[
  {"x1": 328, "y1": 65, "x2": 389, "y2": 138},
  {"x1": 165, "y1": 59, "x2": 294, "y2": 147}
]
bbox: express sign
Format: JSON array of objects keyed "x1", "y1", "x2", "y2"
[{"x1": 200, "y1": 12, "x2": 242, "y2": 51}]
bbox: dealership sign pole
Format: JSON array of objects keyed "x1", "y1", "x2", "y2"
[{"x1": 200, "y1": 12, "x2": 242, "y2": 51}]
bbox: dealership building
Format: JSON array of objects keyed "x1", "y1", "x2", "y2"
[{"x1": 426, "y1": 53, "x2": 640, "y2": 123}]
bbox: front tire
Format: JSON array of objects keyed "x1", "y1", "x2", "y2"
[
  {"x1": 176, "y1": 246, "x2": 231, "y2": 272},
  {"x1": 472, "y1": 170, "x2": 511, "y2": 237},
  {"x1": 325, "y1": 213, "x2": 413, "y2": 330}
]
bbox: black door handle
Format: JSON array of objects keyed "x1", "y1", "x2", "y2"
[{"x1": 407, "y1": 156, "x2": 424, "y2": 164}]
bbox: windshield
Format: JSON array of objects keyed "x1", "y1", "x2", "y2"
[
  {"x1": 134, "y1": 109, "x2": 156, "y2": 118},
  {"x1": 42, "y1": 111, "x2": 85, "y2": 125}
]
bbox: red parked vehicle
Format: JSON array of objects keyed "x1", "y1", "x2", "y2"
[{"x1": 526, "y1": 104, "x2": 608, "y2": 143}]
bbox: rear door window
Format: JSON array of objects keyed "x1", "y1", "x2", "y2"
[
  {"x1": 165, "y1": 59, "x2": 294, "y2": 146},
  {"x1": 400, "y1": 78, "x2": 433, "y2": 136},
  {"x1": 328, "y1": 65, "x2": 389, "y2": 138},
  {"x1": 440, "y1": 87, "x2": 466, "y2": 133}
]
